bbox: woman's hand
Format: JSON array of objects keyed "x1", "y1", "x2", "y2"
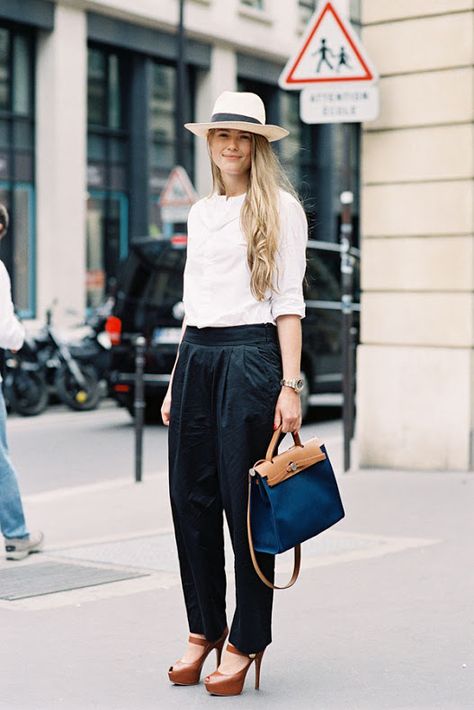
[
  {"x1": 273, "y1": 387, "x2": 301, "y2": 433},
  {"x1": 161, "y1": 388, "x2": 172, "y2": 426}
]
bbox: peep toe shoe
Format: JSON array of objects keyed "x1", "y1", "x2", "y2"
[
  {"x1": 168, "y1": 627, "x2": 228, "y2": 686},
  {"x1": 204, "y1": 643, "x2": 266, "y2": 696}
]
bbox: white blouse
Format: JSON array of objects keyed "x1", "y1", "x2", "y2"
[
  {"x1": 183, "y1": 189, "x2": 307, "y2": 328},
  {"x1": 0, "y1": 260, "x2": 24, "y2": 383}
]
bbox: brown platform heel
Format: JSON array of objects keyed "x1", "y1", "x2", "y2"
[
  {"x1": 168, "y1": 627, "x2": 228, "y2": 686},
  {"x1": 204, "y1": 643, "x2": 265, "y2": 696}
]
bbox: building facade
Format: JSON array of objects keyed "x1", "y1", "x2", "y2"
[
  {"x1": 2, "y1": 0, "x2": 471, "y2": 471},
  {"x1": 358, "y1": 0, "x2": 474, "y2": 470},
  {"x1": 0, "y1": 0, "x2": 360, "y2": 321}
]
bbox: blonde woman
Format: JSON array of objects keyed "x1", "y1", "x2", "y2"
[{"x1": 161, "y1": 91, "x2": 307, "y2": 696}]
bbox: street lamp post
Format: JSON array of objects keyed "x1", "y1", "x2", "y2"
[{"x1": 176, "y1": 0, "x2": 186, "y2": 168}]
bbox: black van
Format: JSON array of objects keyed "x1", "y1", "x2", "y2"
[{"x1": 106, "y1": 235, "x2": 359, "y2": 421}]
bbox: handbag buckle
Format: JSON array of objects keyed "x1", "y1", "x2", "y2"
[
  {"x1": 287, "y1": 461, "x2": 299, "y2": 473},
  {"x1": 249, "y1": 468, "x2": 256, "y2": 477}
]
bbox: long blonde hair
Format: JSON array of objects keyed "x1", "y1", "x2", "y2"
[{"x1": 208, "y1": 131, "x2": 301, "y2": 301}]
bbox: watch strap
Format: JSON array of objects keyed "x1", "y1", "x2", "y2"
[{"x1": 280, "y1": 377, "x2": 303, "y2": 393}]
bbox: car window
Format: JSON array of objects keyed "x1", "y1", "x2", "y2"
[
  {"x1": 305, "y1": 245, "x2": 360, "y2": 304},
  {"x1": 305, "y1": 246, "x2": 341, "y2": 302},
  {"x1": 141, "y1": 248, "x2": 185, "y2": 308},
  {"x1": 115, "y1": 240, "x2": 186, "y2": 332}
]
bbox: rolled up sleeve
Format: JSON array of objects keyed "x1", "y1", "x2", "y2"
[
  {"x1": 0, "y1": 261, "x2": 25, "y2": 351},
  {"x1": 270, "y1": 198, "x2": 308, "y2": 320}
]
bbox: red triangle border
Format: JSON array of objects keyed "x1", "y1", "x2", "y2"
[{"x1": 284, "y1": 2, "x2": 373, "y2": 85}]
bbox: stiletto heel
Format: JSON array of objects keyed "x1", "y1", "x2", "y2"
[
  {"x1": 204, "y1": 643, "x2": 266, "y2": 696},
  {"x1": 168, "y1": 627, "x2": 228, "y2": 685},
  {"x1": 254, "y1": 651, "x2": 264, "y2": 690}
]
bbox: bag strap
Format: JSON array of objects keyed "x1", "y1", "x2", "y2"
[{"x1": 247, "y1": 473, "x2": 301, "y2": 590}]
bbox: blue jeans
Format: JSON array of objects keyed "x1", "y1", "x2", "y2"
[{"x1": 0, "y1": 387, "x2": 28, "y2": 539}]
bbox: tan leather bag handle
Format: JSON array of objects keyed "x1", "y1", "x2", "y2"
[
  {"x1": 264, "y1": 424, "x2": 302, "y2": 461},
  {"x1": 246, "y1": 425, "x2": 302, "y2": 590}
]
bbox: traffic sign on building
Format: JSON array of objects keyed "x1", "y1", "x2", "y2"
[
  {"x1": 279, "y1": 1, "x2": 379, "y2": 124},
  {"x1": 159, "y1": 166, "x2": 198, "y2": 224}
]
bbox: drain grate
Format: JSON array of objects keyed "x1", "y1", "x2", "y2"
[
  {"x1": 61, "y1": 534, "x2": 178, "y2": 572},
  {"x1": 58, "y1": 531, "x2": 384, "y2": 572},
  {"x1": 0, "y1": 561, "x2": 148, "y2": 601}
]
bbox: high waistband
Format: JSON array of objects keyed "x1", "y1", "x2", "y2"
[{"x1": 183, "y1": 323, "x2": 278, "y2": 346}]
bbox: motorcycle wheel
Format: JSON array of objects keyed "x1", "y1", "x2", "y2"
[
  {"x1": 55, "y1": 363, "x2": 101, "y2": 411},
  {"x1": 5, "y1": 371, "x2": 49, "y2": 416}
]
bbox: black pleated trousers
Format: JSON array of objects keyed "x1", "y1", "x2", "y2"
[{"x1": 168, "y1": 323, "x2": 283, "y2": 654}]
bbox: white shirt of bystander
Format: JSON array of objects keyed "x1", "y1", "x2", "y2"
[{"x1": 0, "y1": 260, "x2": 25, "y2": 382}]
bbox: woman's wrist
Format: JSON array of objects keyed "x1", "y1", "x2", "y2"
[{"x1": 280, "y1": 385, "x2": 300, "y2": 396}]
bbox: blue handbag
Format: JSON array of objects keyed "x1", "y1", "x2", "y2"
[{"x1": 247, "y1": 425, "x2": 345, "y2": 589}]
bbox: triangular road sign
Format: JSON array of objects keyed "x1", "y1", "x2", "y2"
[
  {"x1": 279, "y1": 1, "x2": 377, "y2": 89},
  {"x1": 159, "y1": 166, "x2": 198, "y2": 208}
]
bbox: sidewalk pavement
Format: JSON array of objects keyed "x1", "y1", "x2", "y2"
[{"x1": 0, "y1": 442, "x2": 473, "y2": 710}]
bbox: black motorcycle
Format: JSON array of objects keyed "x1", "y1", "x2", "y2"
[
  {"x1": 34, "y1": 309, "x2": 102, "y2": 412},
  {"x1": 3, "y1": 336, "x2": 49, "y2": 416},
  {"x1": 62, "y1": 297, "x2": 114, "y2": 396},
  {"x1": 4, "y1": 303, "x2": 111, "y2": 415}
]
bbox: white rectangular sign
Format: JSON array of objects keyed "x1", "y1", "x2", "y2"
[
  {"x1": 300, "y1": 83, "x2": 379, "y2": 124},
  {"x1": 161, "y1": 206, "x2": 192, "y2": 223}
]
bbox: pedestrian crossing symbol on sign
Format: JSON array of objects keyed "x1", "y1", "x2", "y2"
[{"x1": 279, "y1": 1, "x2": 377, "y2": 89}]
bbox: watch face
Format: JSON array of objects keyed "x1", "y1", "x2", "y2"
[{"x1": 296, "y1": 379, "x2": 304, "y2": 391}]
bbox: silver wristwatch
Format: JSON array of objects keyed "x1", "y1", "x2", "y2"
[{"x1": 280, "y1": 377, "x2": 304, "y2": 394}]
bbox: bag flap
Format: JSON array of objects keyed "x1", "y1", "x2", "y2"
[{"x1": 252, "y1": 437, "x2": 326, "y2": 487}]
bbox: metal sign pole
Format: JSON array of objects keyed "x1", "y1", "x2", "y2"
[{"x1": 340, "y1": 124, "x2": 355, "y2": 472}]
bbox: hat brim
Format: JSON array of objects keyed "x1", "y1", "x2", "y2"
[{"x1": 184, "y1": 120, "x2": 289, "y2": 142}]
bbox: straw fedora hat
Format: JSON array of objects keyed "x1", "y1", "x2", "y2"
[{"x1": 184, "y1": 91, "x2": 289, "y2": 142}]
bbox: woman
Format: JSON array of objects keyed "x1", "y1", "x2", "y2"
[
  {"x1": 161, "y1": 91, "x2": 307, "y2": 696},
  {"x1": 0, "y1": 204, "x2": 44, "y2": 561}
]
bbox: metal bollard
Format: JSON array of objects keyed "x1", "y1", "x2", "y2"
[{"x1": 134, "y1": 336, "x2": 146, "y2": 483}]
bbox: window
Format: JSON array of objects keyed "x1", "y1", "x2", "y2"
[
  {"x1": 0, "y1": 25, "x2": 35, "y2": 316},
  {"x1": 149, "y1": 61, "x2": 194, "y2": 237},
  {"x1": 298, "y1": 0, "x2": 316, "y2": 25},
  {"x1": 332, "y1": 122, "x2": 360, "y2": 245},
  {"x1": 240, "y1": 0, "x2": 264, "y2": 9},
  {"x1": 350, "y1": 0, "x2": 361, "y2": 23},
  {"x1": 87, "y1": 45, "x2": 129, "y2": 309},
  {"x1": 278, "y1": 91, "x2": 304, "y2": 188},
  {"x1": 300, "y1": 1, "x2": 360, "y2": 27},
  {"x1": 150, "y1": 64, "x2": 176, "y2": 187}
]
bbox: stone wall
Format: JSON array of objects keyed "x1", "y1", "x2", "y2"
[{"x1": 357, "y1": 1, "x2": 474, "y2": 469}]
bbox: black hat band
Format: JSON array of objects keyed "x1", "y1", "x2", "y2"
[{"x1": 211, "y1": 112, "x2": 263, "y2": 125}]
